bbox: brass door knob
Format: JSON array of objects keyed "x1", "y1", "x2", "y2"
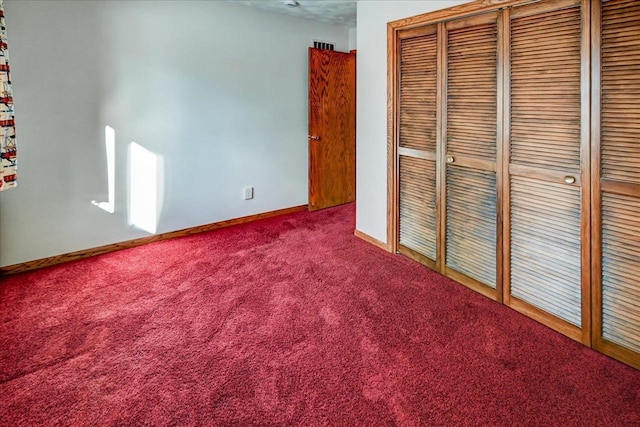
[
  {"x1": 446, "y1": 156, "x2": 455, "y2": 164},
  {"x1": 308, "y1": 135, "x2": 320, "y2": 141},
  {"x1": 564, "y1": 176, "x2": 576, "y2": 184}
]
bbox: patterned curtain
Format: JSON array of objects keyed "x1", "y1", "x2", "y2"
[{"x1": 0, "y1": 0, "x2": 16, "y2": 191}]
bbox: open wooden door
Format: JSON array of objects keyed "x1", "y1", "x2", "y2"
[{"x1": 308, "y1": 48, "x2": 356, "y2": 211}]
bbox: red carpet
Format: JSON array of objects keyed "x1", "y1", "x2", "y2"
[{"x1": 1, "y1": 203, "x2": 639, "y2": 426}]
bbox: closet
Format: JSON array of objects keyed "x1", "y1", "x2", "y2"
[{"x1": 389, "y1": 0, "x2": 640, "y2": 369}]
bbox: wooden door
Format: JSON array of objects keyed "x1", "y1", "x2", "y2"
[
  {"x1": 592, "y1": 0, "x2": 640, "y2": 369},
  {"x1": 443, "y1": 13, "x2": 501, "y2": 299},
  {"x1": 308, "y1": 48, "x2": 356, "y2": 211},
  {"x1": 396, "y1": 25, "x2": 439, "y2": 268},
  {"x1": 504, "y1": 0, "x2": 590, "y2": 343}
]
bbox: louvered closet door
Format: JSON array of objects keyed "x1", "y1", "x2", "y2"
[
  {"x1": 593, "y1": 0, "x2": 640, "y2": 368},
  {"x1": 397, "y1": 25, "x2": 438, "y2": 266},
  {"x1": 444, "y1": 13, "x2": 500, "y2": 297},
  {"x1": 506, "y1": 0, "x2": 589, "y2": 341}
]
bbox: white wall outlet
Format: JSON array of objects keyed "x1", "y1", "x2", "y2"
[{"x1": 243, "y1": 186, "x2": 254, "y2": 200}]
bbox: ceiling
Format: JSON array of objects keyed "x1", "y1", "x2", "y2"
[{"x1": 225, "y1": 0, "x2": 357, "y2": 27}]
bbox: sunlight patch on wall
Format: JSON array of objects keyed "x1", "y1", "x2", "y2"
[
  {"x1": 128, "y1": 141, "x2": 159, "y2": 234},
  {"x1": 92, "y1": 125, "x2": 116, "y2": 213}
]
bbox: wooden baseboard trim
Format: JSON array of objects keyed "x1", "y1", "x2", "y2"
[
  {"x1": 0, "y1": 205, "x2": 308, "y2": 276},
  {"x1": 354, "y1": 229, "x2": 389, "y2": 251}
]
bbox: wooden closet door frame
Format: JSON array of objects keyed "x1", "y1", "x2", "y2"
[
  {"x1": 590, "y1": 0, "x2": 640, "y2": 370},
  {"x1": 501, "y1": 0, "x2": 592, "y2": 345}
]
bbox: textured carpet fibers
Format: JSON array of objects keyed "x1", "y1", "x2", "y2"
[{"x1": 1, "y1": 204, "x2": 639, "y2": 426}]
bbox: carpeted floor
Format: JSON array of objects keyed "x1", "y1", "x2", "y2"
[{"x1": 0, "y1": 203, "x2": 639, "y2": 426}]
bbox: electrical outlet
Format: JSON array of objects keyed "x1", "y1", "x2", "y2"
[{"x1": 243, "y1": 186, "x2": 254, "y2": 200}]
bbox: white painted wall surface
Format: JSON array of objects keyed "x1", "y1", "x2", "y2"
[
  {"x1": 349, "y1": 27, "x2": 357, "y2": 51},
  {"x1": 355, "y1": 0, "x2": 468, "y2": 244},
  {"x1": 0, "y1": 0, "x2": 349, "y2": 266}
]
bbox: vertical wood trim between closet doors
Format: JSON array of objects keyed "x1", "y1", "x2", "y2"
[
  {"x1": 436, "y1": 22, "x2": 447, "y2": 273},
  {"x1": 501, "y1": 9, "x2": 511, "y2": 306},
  {"x1": 387, "y1": 24, "x2": 399, "y2": 254},
  {"x1": 496, "y1": 9, "x2": 508, "y2": 304},
  {"x1": 579, "y1": 0, "x2": 592, "y2": 346},
  {"x1": 590, "y1": 0, "x2": 603, "y2": 352}
]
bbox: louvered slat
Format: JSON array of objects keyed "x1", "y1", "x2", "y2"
[
  {"x1": 447, "y1": 22, "x2": 497, "y2": 160},
  {"x1": 510, "y1": 177, "x2": 582, "y2": 326},
  {"x1": 601, "y1": 0, "x2": 640, "y2": 184},
  {"x1": 399, "y1": 156, "x2": 437, "y2": 260},
  {"x1": 446, "y1": 168, "x2": 497, "y2": 287},
  {"x1": 510, "y1": 6, "x2": 582, "y2": 173},
  {"x1": 599, "y1": 0, "x2": 640, "y2": 356},
  {"x1": 602, "y1": 193, "x2": 640, "y2": 353},
  {"x1": 399, "y1": 33, "x2": 437, "y2": 151}
]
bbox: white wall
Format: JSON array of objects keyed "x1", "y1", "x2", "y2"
[
  {"x1": 355, "y1": 0, "x2": 468, "y2": 244},
  {"x1": 349, "y1": 27, "x2": 357, "y2": 51},
  {"x1": 0, "y1": 0, "x2": 349, "y2": 266}
]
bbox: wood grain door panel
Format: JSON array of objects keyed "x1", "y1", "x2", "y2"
[{"x1": 308, "y1": 48, "x2": 355, "y2": 211}]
